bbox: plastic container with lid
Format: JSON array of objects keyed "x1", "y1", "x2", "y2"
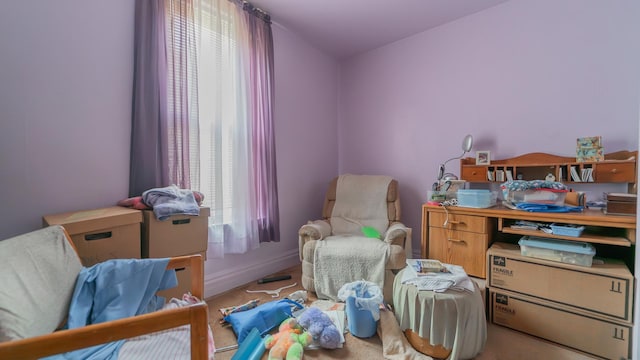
[
  {"x1": 518, "y1": 236, "x2": 595, "y2": 267},
  {"x1": 456, "y1": 189, "x2": 497, "y2": 208}
]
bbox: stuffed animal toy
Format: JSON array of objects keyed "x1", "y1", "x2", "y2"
[
  {"x1": 264, "y1": 317, "x2": 312, "y2": 360},
  {"x1": 297, "y1": 307, "x2": 342, "y2": 349}
]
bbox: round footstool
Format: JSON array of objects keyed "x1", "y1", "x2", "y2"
[{"x1": 392, "y1": 268, "x2": 487, "y2": 360}]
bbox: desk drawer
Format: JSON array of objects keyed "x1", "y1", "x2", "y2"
[
  {"x1": 461, "y1": 166, "x2": 487, "y2": 182},
  {"x1": 429, "y1": 227, "x2": 487, "y2": 278},
  {"x1": 595, "y1": 162, "x2": 636, "y2": 183},
  {"x1": 429, "y1": 212, "x2": 487, "y2": 233}
]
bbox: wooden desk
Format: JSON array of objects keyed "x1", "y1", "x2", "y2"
[{"x1": 422, "y1": 204, "x2": 636, "y2": 278}]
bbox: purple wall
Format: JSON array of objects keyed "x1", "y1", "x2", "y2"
[
  {"x1": 339, "y1": 0, "x2": 640, "y2": 252},
  {"x1": 0, "y1": 1, "x2": 135, "y2": 239}
]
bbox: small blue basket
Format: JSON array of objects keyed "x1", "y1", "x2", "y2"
[{"x1": 550, "y1": 223, "x2": 585, "y2": 237}]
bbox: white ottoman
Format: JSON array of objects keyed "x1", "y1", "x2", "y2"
[{"x1": 392, "y1": 268, "x2": 487, "y2": 360}]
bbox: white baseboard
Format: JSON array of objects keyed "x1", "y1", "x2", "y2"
[{"x1": 203, "y1": 248, "x2": 300, "y2": 299}]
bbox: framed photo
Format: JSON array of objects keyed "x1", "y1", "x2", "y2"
[{"x1": 476, "y1": 150, "x2": 491, "y2": 165}]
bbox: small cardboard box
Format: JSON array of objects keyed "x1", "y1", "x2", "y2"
[
  {"x1": 489, "y1": 288, "x2": 632, "y2": 360},
  {"x1": 43, "y1": 206, "x2": 142, "y2": 266},
  {"x1": 157, "y1": 252, "x2": 205, "y2": 300},
  {"x1": 605, "y1": 192, "x2": 637, "y2": 215},
  {"x1": 142, "y1": 207, "x2": 209, "y2": 258},
  {"x1": 487, "y1": 242, "x2": 633, "y2": 323}
]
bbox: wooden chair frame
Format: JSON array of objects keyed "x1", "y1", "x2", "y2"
[{"x1": 0, "y1": 227, "x2": 209, "y2": 360}]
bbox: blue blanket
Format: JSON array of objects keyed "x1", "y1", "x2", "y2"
[
  {"x1": 44, "y1": 258, "x2": 177, "y2": 360},
  {"x1": 515, "y1": 203, "x2": 583, "y2": 213}
]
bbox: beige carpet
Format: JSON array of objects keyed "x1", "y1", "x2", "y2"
[{"x1": 205, "y1": 265, "x2": 598, "y2": 360}]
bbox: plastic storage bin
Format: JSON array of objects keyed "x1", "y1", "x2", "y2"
[
  {"x1": 456, "y1": 189, "x2": 497, "y2": 208},
  {"x1": 550, "y1": 223, "x2": 585, "y2": 237},
  {"x1": 505, "y1": 189, "x2": 568, "y2": 205},
  {"x1": 518, "y1": 236, "x2": 595, "y2": 267}
]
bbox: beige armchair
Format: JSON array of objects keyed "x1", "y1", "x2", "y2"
[{"x1": 299, "y1": 174, "x2": 411, "y2": 303}]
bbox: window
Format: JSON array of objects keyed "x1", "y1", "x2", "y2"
[{"x1": 163, "y1": 0, "x2": 279, "y2": 257}]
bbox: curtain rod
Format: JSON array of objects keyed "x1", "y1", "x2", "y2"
[{"x1": 229, "y1": 0, "x2": 271, "y2": 23}]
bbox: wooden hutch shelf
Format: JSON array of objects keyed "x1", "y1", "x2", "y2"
[{"x1": 460, "y1": 150, "x2": 637, "y2": 192}]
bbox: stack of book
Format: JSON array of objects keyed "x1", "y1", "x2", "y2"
[
  {"x1": 407, "y1": 259, "x2": 448, "y2": 275},
  {"x1": 576, "y1": 136, "x2": 604, "y2": 162}
]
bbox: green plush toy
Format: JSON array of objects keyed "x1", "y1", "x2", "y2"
[
  {"x1": 361, "y1": 226, "x2": 381, "y2": 239},
  {"x1": 264, "y1": 318, "x2": 312, "y2": 360}
]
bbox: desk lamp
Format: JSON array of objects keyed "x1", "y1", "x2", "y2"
[{"x1": 436, "y1": 134, "x2": 473, "y2": 184}]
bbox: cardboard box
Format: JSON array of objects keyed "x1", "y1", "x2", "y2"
[
  {"x1": 43, "y1": 206, "x2": 142, "y2": 266},
  {"x1": 489, "y1": 288, "x2": 632, "y2": 360},
  {"x1": 605, "y1": 193, "x2": 637, "y2": 215},
  {"x1": 157, "y1": 252, "x2": 205, "y2": 300},
  {"x1": 487, "y1": 242, "x2": 633, "y2": 323},
  {"x1": 142, "y1": 207, "x2": 209, "y2": 258}
]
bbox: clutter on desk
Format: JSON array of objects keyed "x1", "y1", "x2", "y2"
[
  {"x1": 501, "y1": 180, "x2": 569, "y2": 206},
  {"x1": 509, "y1": 220, "x2": 552, "y2": 233}
]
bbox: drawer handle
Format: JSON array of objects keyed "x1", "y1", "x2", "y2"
[
  {"x1": 610, "y1": 168, "x2": 617, "y2": 173},
  {"x1": 85, "y1": 231, "x2": 112, "y2": 241},
  {"x1": 448, "y1": 238, "x2": 466, "y2": 244},
  {"x1": 448, "y1": 220, "x2": 465, "y2": 225}
]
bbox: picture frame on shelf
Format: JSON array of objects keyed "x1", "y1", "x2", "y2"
[{"x1": 476, "y1": 150, "x2": 491, "y2": 165}]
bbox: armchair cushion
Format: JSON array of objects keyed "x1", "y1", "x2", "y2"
[
  {"x1": 330, "y1": 174, "x2": 392, "y2": 236},
  {"x1": 0, "y1": 226, "x2": 82, "y2": 341}
]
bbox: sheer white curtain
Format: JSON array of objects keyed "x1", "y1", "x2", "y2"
[{"x1": 193, "y1": 0, "x2": 259, "y2": 256}]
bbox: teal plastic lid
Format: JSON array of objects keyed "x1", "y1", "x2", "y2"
[
  {"x1": 518, "y1": 236, "x2": 595, "y2": 255},
  {"x1": 457, "y1": 189, "x2": 490, "y2": 194}
]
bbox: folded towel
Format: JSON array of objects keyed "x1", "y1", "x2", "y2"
[{"x1": 401, "y1": 263, "x2": 474, "y2": 293}]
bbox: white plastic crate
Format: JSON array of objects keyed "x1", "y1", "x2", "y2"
[{"x1": 518, "y1": 236, "x2": 595, "y2": 267}]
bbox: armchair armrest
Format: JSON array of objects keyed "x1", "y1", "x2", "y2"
[
  {"x1": 298, "y1": 220, "x2": 331, "y2": 261},
  {"x1": 383, "y1": 222, "x2": 412, "y2": 258}
]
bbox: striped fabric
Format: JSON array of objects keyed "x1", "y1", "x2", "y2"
[{"x1": 119, "y1": 296, "x2": 214, "y2": 360}]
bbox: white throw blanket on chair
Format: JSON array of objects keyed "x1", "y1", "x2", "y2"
[
  {"x1": 314, "y1": 236, "x2": 389, "y2": 301},
  {"x1": 314, "y1": 174, "x2": 393, "y2": 301}
]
